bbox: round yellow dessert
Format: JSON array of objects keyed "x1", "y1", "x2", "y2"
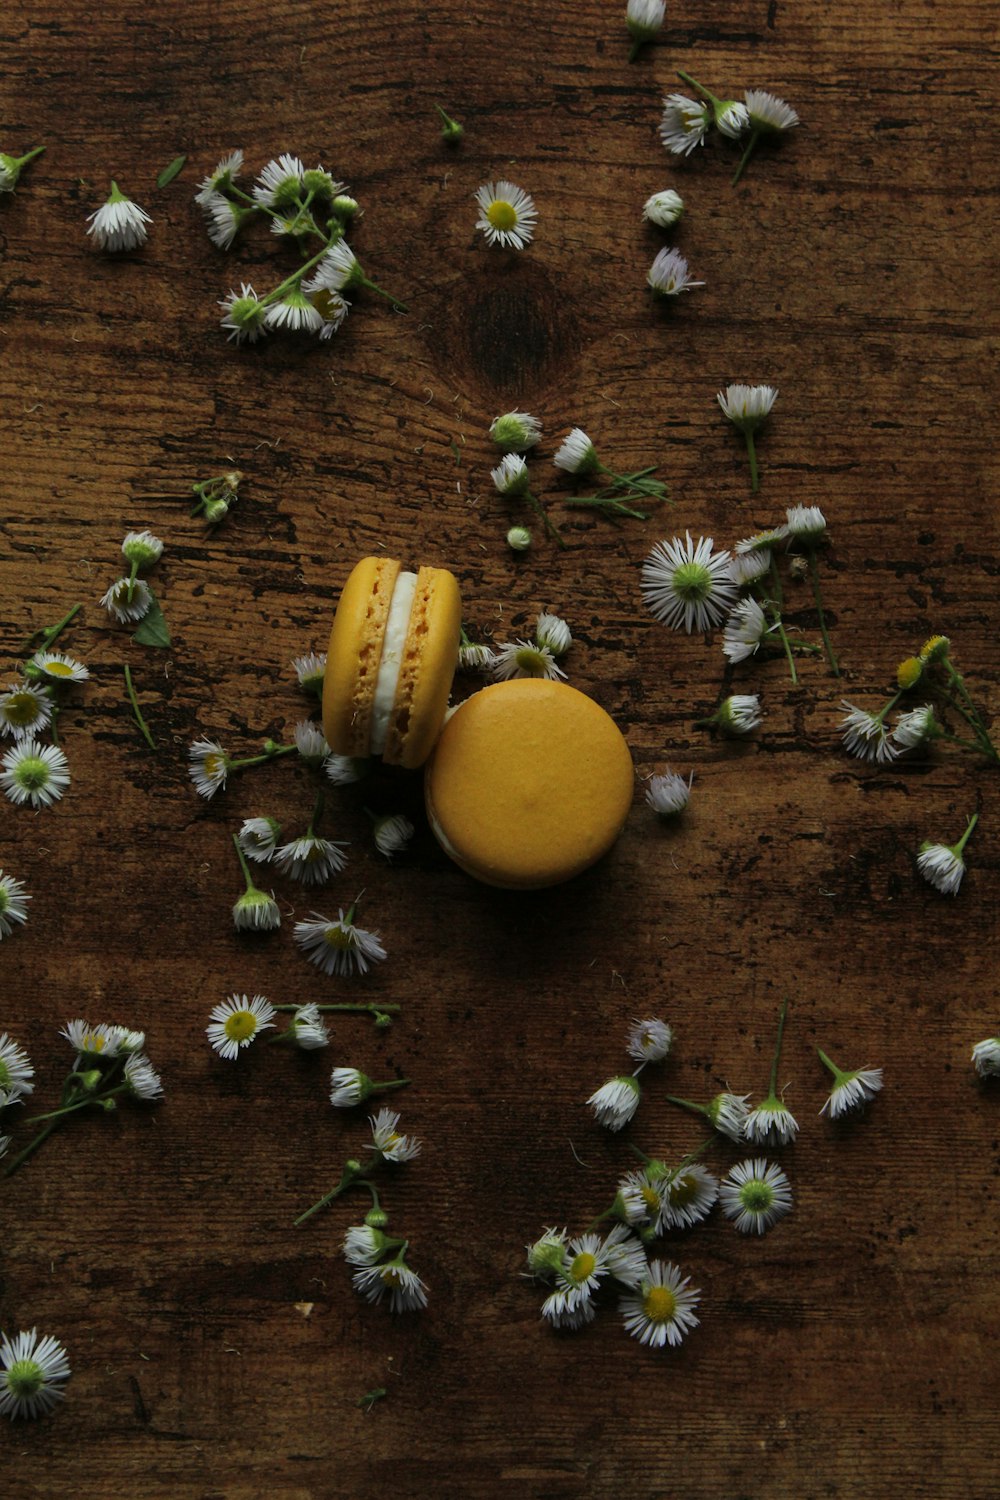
[{"x1": 425, "y1": 679, "x2": 635, "y2": 888}]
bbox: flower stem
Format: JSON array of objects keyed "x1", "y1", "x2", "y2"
[
  {"x1": 807, "y1": 551, "x2": 840, "y2": 677},
  {"x1": 744, "y1": 428, "x2": 760, "y2": 493},
  {"x1": 954, "y1": 812, "x2": 980, "y2": 858},
  {"x1": 358, "y1": 274, "x2": 408, "y2": 314},
  {"x1": 661, "y1": 1093, "x2": 710, "y2": 1121},
  {"x1": 3, "y1": 1116, "x2": 64, "y2": 1177},
  {"x1": 767, "y1": 997, "x2": 790, "y2": 1099},
  {"x1": 228, "y1": 743, "x2": 299, "y2": 772},
  {"x1": 732, "y1": 129, "x2": 761, "y2": 186},
  {"x1": 232, "y1": 831, "x2": 259, "y2": 893},
  {"x1": 124, "y1": 664, "x2": 156, "y2": 749},
  {"x1": 15, "y1": 145, "x2": 46, "y2": 169},
  {"x1": 525, "y1": 489, "x2": 566, "y2": 549},
  {"x1": 675, "y1": 70, "x2": 721, "y2": 110},
  {"x1": 22, "y1": 602, "x2": 82, "y2": 655},
  {"x1": 294, "y1": 1161, "x2": 363, "y2": 1226},
  {"x1": 816, "y1": 1048, "x2": 844, "y2": 1082},
  {"x1": 370, "y1": 1077, "x2": 412, "y2": 1096}
]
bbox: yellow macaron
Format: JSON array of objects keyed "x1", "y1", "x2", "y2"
[
  {"x1": 425, "y1": 679, "x2": 635, "y2": 888},
  {"x1": 322, "y1": 556, "x2": 462, "y2": 769}
]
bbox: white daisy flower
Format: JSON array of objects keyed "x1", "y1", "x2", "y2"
[
  {"x1": 274, "y1": 832, "x2": 348, "y2": 885},
  {"x1": 620, "y1": 1260, "x2": 700, "y2": 1349},
  {"x1": 642, "y1": 533, "x2": 737, "y2": 634},
  {"x1": 659, "y1": 94, "x2": 712, "y2": 155},
  {"x1": 123, "y1": 1052, "x2": 164, "y2": 1101},
  {"x1": 720, "y1": 1158, "x2": 793, "y2": 1235},
  {"x1": 718, "y1": 383, "x2": 778, "y2": 429},
  {"x1": 491, "y1": 641, "x2": 567, "y2": 682},
  {"x1": 108, "y1": 1026, "x2": 146, "y2": 1055},
  {"x1": 626, "y1": 1017, "x2": 673, "y2": 1064},
  {"x1": 324, "y1": 751, "x2": 368, "y2": 786},
  {"x1": 292, "y1": 652, "x2": 327, "y2": 696},
  {"x1": 194, "y1": 149, "x2": 244, "y2": 204},
  {"x1": 727, "y1": 549, "x2": 772, "y2": 586},
  {"x1": 717, "y1": 99, "x2": 751, "y2": 137},
  {"x1": 972, "y1": 1038, "x2": 1000, "y2": 1079},
  {"x1": 458, "y1": 639, "x2": 496, "y2": 671},
  {"x1": 294, "y1": 720, "x2": 330, "y2": 765},
  {"x1": 491, "y1": 453, "x2": 530, "y2": 497},
  {"x1": 722, "y1": 597, "x2": 771, "y2": 663},
  {"x1": 232, "y1": 883, "x2": 281, "y2": 931},
  {"x1": 604, "y1": 1229, "x2": 649, "y2": 1290},
  {"x1": 101, "y1": 577, "x2": 152, "y2": 623},
  {"x1": 294, "y1": 908, "x2": 387, "y2": 977},
  {"x1": 587, "y1": 1075, "x2": 642, "y2": 1131},
  {"x1": 735, "y1": 527, "x2": 790, "y2": 554},
  {"x1": 288, "y1": 1003, "x2": 330, "y2": 1050},
  {"x1": 785, "y1": 505, "x2": 827, "y2": 540},
  {"x1": 302, "y1": 240, "x2": 358, "y2": 293},
  {"x1": 86, "y1": 182, "x2": 151, "y2": 251},
  {"x1": 370, "y1": 1107, "x2": 422, "y2": 1162},
  {"x1": 0, "y1": 145, "x2": 45, "y2": 195},
  {"x1": 839, "y1": 701, "x2": 899, "y2": 765},
  {"x1": 1, "y1": 739, "x2": 70, "y2": 809},
  {"x1": 237, "y1": 817, "x2": 282, "y2": 862},
  {"x1": 252, "y1": 153, "x2": 306, "y2": 208},
  {"x1": 219, "y1": 283, "x2": 268, "y2": 344},
  {"x1": 26, "y1": 651, "x2": 89, "y2": 685},
  {"x1": 0, "y1": 1328, "x2": 71, "y2": 1420},
  {"x1": 534, "y1": 612, "x2": 572, "y2": 656},
  {"x1": 553, "y1": 427, "x2": 600, "y2": 475},
  {"x1": 474, "y1": 179, "x2": 537, "y2": 249},
  {"x1": 342, "y1": 1225, "x2": 395, "y2": 1267},
  {"x1": 745, "y1": 88, "x2": 800, "y2": 134},
  {"x1": 201, "y1": 193, "x2": 244, "y2": 248},
  {"x1": 556, "y1": 1228, "x2": 631, "y2": 1299},
  {"x1": 352, "y1": 1257, "x2": 428, "y2": 1313},
  {"x1": 373, "y1": 813, "x2": 415, "y2": 860},
  {"x1": 507, "y1": 526, "x2": 532, "y2": 552},
  {"x1": 60, "y1": 1019, "x2": 121, "y2": 1059},
  {"x1": 661, "y1": 1164, "x2": 719, "y2": 1230},
  {"x1": 705, "y1": 1091, "x2": 751, "y2": 1142},
  {"x1": 0, "y1": 682, "x2": 52, "y2": 741},
  {"x1": 526, "y1": 1228, "x2": 570, "y2": 1278},
  {"x1": 892, "y1": 705, "x2": 939, "y2": 751},
  {"x1": 627, "y1": 0, "x2": 666, "y2": 45},
  {"x1": 121, "y1": 530, "x2": 164, "y2": 568},
  {"x1": 645, "y1": 768, "x2": 692, "y2": 816},
  {"x1": 647, "y1": 246, "x2": 703, "y2": 297},
  {"x1": 206, "y1": 994, "x2": 276, "y2": 1059},
  {"x1": 642, "y1": 189, "x2": 684, "y2": 227},
  {"x1": 264, "y1": 288, "x2": 324, "y2": 334},
  {"x1": 329, "y1": 1067, "x2": 374, "y2": 1106},
  {"x1": 489, "y1": 411, "x2": 542, "y2": 451},
  {"x1": 313, "y1": 290, "x2": 351, "y2": 339},
  {"x1": 188, "y1": 737, "x2": 229, "y2": 798},
  {"x1": 618, "y1": 1169, "x2": 669, "y2": 1231},
  {"x1": 744, "y1": 1096, "x2": 798, "y2": 1147},
  {"x1": 541, "y1": 1285, "x2": 597, "y2": 1330},
  {"x1": 0, "y1": 872, "x2": 30, "y2": 939},
  {"x1": 0, "y1": 1032, "x2": 35, "y2": 1104},
  {"x1": 917, "y1": 832, "x2": 973, "y2": 897},
  {"x1": 715, "y1": 693, "x2": 763, "y2": 735},
  {"x1": 817, "y1": 1051, "x2": 883, "y2": 1118}
]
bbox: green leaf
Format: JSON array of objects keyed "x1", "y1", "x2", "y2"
[
  {"x1": 132, "y1": 592, "x2": 171, "y2": 648},
  {"x1": 156, "y1": 155, "x2": 187, "y2": 188}
]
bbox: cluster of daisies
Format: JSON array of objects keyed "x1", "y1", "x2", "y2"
[
  {"x1": 660, "y1": 67, "x2": 800, "y2": 186},
  {"x1": 100, "y1": 529, "x2": 166, "y2": 630},
  {"x1": 1, "y1": 1022, "x2": 162, "y2": 1180},
  {"x1": 528, "y1": 1003, "x2": 881, "y2": 1345},
  {"x1": 0, "y1": 608, "x2": 87, "y2": 813},
  {"x1": 193, "y1": 150, "x2": 404, "y2": 344},
  {"x1": 459, "y1": 608, "x2": 572, "y2": 686}
]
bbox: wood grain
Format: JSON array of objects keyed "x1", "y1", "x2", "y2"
[{"x1": 2, "y1": 0, "x2": 998, "y2": 1496}]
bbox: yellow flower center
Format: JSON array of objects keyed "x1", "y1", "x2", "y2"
[
  {"x1": 896, "y1": 656, "x2": 923, "y2": 690},
  {"x1": 311, "y1": 288, "x2": 339, "y2": 320},
  {"x1": 323, "y1": 926, "x2": 352, "y2": 950},
  {"x1": 204, "y1": 753, "x2": 225, "y2": 778},
  {"x1": 641, "y1": 1185, "x2": 660, "y2": 1212},
  {"x1": 643, "y1": 1285, "x2": 677, "y2": 1323},
  {"x1": 669, "y1": 1173, "x2": 699, "y2": 1208},
  {"x1": 223, "y1": 1010, "x2": 257, "y2": 1042},
  {"x1": 381, "y1": 1265, "x2": 403, "y2": 1287},
  {"x1": 83, "y1": 1032, "x2": 106, "y2": 1052},
  {"x1": 45, "y1": 661, "x2": 74, "y2": 678},
  {"x1": 570, "y1": 1251, "x2": 596, "y2": 1283},
  {"x1": 487, "y1": 200, "x2": 517, "y2": 231},
  {"x1": 5, "y1": 692, "x2": 39, "y2": 726}
]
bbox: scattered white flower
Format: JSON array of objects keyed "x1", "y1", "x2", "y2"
[
  {"x1": 264, "y1": 288, "x2": 324, "y2": 334},
  {"x1": 620, "y1": 1260, "x2": 701, "y2": 1349},
  {"x1": 727, "y1": 548, "x2": 772, "y2": 586},
  {"x1": 61, "y1": 1019, "x2": 121, "y2": 1059},
  {"x1": 274, "y1": 832, "x2": 348, "y2": 885},
  {"x1": 0, "y1": 1328, "x2": 71, "y2": 1420},
  {"x1": 587, "y1": 1075, "x2": 641, "y2": 1131},
  {"x1": 818, "y1": 1056, "x2": 883, "y2": 1118},
  {"x1": 329, "y1": 1067, "x2": 374, "y2": 1106},
  {"x1": 645, "y1": 768, "x2": 692, "y2": 816},
  {"x1": 705, "y1": 1091, "x2": 751, "y2": 1142},
  {"x1": 121, "y1": 530, "x2": 164, "y2": 568},
  {"x1": 1, "y1": 739, "x2": 70, "y2": 809},
  {"x1": 86, "y1": 182, "x2": 151, "y2": 251},
  {"x1": 373, "y1": 813, "x2": 415, "y2": 860},
  {"x1": 0, "y1": 1032, "x2": 35, "y2": 1104},
  {"x1": 219, "y1": 283, "x2": 268, "y2": 344},
  {"x1": 292, "y1": 652, "x2": 327, "y2": 695},
  {"x1": 188, "y1": 737, "x2": 229, "y2": 798},
  {"x1": 101, "y1": 577, "x2": 152, "y2": 623},
  {"x1": 785, "y1": 505, "x2": 827, "y2": 540},
  {"x1": 720, "y1": 1158, "x2": 793, "y2": 1235},
  {"x1": 206, "y1": 994, "x2": 276, "y2": 1059},
  {"x1": 489, "y1": 411, "x2": 542, "y2": 450},
  {"x1": 661, "y1": 1164, "x2": 719, "y2": 1230},
  {"x1": 324, "y1": 752, "x2": 367, "y2": 785},
  {"x1": 492, "y1": 640, "x2": 567, "y2": 682},
  {"x1": 716, "y1": 99, "x2": 751, "y2": 138},
  {"x1": 526, "y1": 1227, "x2": 569, "y2": 1278},
  {"x1": 458, "y1": 640, "x2": 496, "y2": 671},
  {"x1": 839, "y1": 701, "x2": 899, "y2": 765},
  {"x1": 534, "y1": 612, "x2": 572, "y2": 656},
  {"x1": 237, "y1": 817, "x2": 282, "y2": 862},
  {"x1": 352, "y1": 1257, "x2": 428, "y2": 1313},
  {"x1": 642, "y1": 533, "x2": 737, "y2": 633},
  {"x1": 294, "y1": 908, "x2": 387, "y2": 977},
  {"x1": 659, "y1": 94, "x2": 711, "y2": 155},
  {"x1": 722, "y1": 597, "x2": 771, "y2": 662},
  {"x1": 744, "y1": 1096, "x2": 799, "y2": 1147},
  {"x1": 200, "y1": 190, "x2": 244, "y2": 249},
  {"x1": 252, "y1": 153, "x2": 306, "y2": 208},
  {"x1": 553, "y1": 427, "x2": 599, "y2": 475},
  {"x1": 0, "y1": 872, "x2": 30, "y2": 939},
  {"x1": 917, "y1": 842, "x2": 967, "y2": 896},
  {"x1": 288, "y1": 1004, "x2": 330, "y2": 1050},
  {"x1": 618, "y1": 1168, "x2": 668, "y2": 1232},
  {"x1": 294, "y1": 720, "x2": 330, "y2": 764},
  {"x1": 642, "y1": 189, "x2": 684, "y2": 227},
  {"x1": 474, "y1": 179, "x2": 537, "y2": 249},
  {"x1": 491, "y1": 452, "x2": 530, "y2": 497},
  {"x1": 892, "y1": 705, "x2": 938, "y2": 751},
  {"x1": 626, "y1": 1017, "x2": 673, "y2": 1064},
  {"x1": 124, "y1": 1053, "x2": 164, "y2": 1101},
  {"x1": 507, "y1": 525, "x2": 532, "y2": 551},
  {"x1": 626, "y1": 0, "x2": 666, "y2": 45},
  {"x1": 0, "y1": 682, "x2": 52, "y2": 741},
  {"x1": 718, "y1": 383, "x2": 777, "y2": 429},
  {"x1": 342, "y1": 1225, "x2": 393, "y2": 1267},
  {"x1": 647, "y1": 246, "x2": 703, "y2": 298},
  {"x1": 370, "y1": 1107, "x2": 422, "y2": 1162},
  {"x1": 745, "y1": 89, "x2": 800, "y2": 134},
  {"x1": 302, "y1": 240, "x2": 361, "y2": 294},
  {"x1": 556, "y1": 1227, "x2": 634, "y2": 1299},
  {"x1": 541, "y1": 1285, "x2": 597, "y2": 1330},
  {"x1": 194, "y1": 149, "x2": 244, "y2": 204},
  {"x1": 972, "y1": 1038, "x2": 1000, "y2": 1079},
  {"x1": 715, "y1": 693, "x2": 763, "y2": 735},
  {"x1": 26, "y1": 651, "x2": 89, "y2": 686},
  {"x1": 232, "y1": 882, "x2": 281, "y2": 931}
]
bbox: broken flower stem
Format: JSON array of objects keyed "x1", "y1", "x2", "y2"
[{"x1": 124, "y1": 664, "x2": 157, "y2": 749}]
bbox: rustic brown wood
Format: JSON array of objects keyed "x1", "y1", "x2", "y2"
[{"x1": 2, "y1": 0, "x2": 998, "y2": 1495}]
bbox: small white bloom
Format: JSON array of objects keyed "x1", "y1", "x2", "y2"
[
  {"x1": 27, "y1": 651, "x2": 89, "y2": 686},
  {"x1": 60, "y1": 1020, "x2": 121, "y2": 1059},
  {"x1": 287, "y1": 1003, "x2": 330, "y2": 1050},
  {"x1": 618, "y1": 1169, "x2": 668, "y2": 1231},
  {"x1": 642, "y1": 189, "x2": 684, "y2": 227},
  {"x1": 553, "y1": 427, "x2": 599, "y2": 475},
  {"x1": 313, "y1": 290, "x2": 351, "y2": 339},
  {"x1": 303, "y1": 240, "x2": 359, "y2": 293},
  {"x1": 735, "y1": 527, "x2": 789, "y2": 554},
  {"x1": 292, "y1": 652, "x2": 327, "y2": 695},
  {"x1": 720, "y1": 1158, "x2": 793, "y2": 1235},
  {"x1": 0, "y1": 872, "x2": 30, "y2": 939},
  {"x1": 294, "y1": 909, "x2": 387, "y2": 977},
  {"x1": 108, "y1": 1026, "x2": 146, "y2": 1054},
  {"x1": 716, "y1": 693, "x2": 763, "y2": 734},
  {"x1": 86, "y1": 182, "x2": 151, "y2": 252},
  {"x1": 717, "y1": 100, "x2": 751, "y2": 138},
  {"x1": 122, "y1": 529, "x2": 164, "y2": 568},
  {"x1": 124, "y1": 1052, "x2": 164, "y2": 1101},
  {"x1": 491, "y1": 452, "x2": 530, "y2": 497},
  {"x1": 626, "y1": 1017, "x2": 673, "y2": 1064},
  {"x1": 603, "y1": 1227, "x2": 649, "y2": 1290},
  {"x1": 219, "y1": 283, "x2": 268, "y2": 344},
  {"x1": 785, "y1": 504, "x2": 827, "y2": 540},
  {"x1": 892, "y1": 705, "x2": 938, "y2": 751},
  {"x1": 458, "y1": 641, "x2": 496, "y2": 671},
  {"x1": 1, "y1": 739, "x2": 70, "y2": 809},
  {"x1": 647, "y1": 246, "x2": 703, "y2": 297},
  {"x1": 706, "y1": 1090, "x2": 751, "y2": 1142},
  {"x1": 352, "y1": 1258, "x2": 428, "y2": 1313},
  {"x1": 253, "y1": 153, "x2": 306, "y2": 208},
  {"x1": 194, "y1": 149, "x2": 244, "y2": 204},
  {"x1": 232, "y1": 884, "x2": 281, "y2": 931},
  {"x1": 659, "y1": 94, "x2": 712, "y2": 155},
  {"x1": 541, "y1": 1285, "x2": 597, "y2": 1330},
  {"x1": 506, "y1": 526, "x2": 532, "y2": 552},
  {"x1": 101, "y1": 577, "x2": 152, "y2": 623},
  {"x1": 972, "y1": 1038, "x2": 1000, "y2": 1079},
  {"x1": 526, "y1": 1227, "x2": 570, "y2": 1278},
  {"x1": 627, "y1": 0, "x2": 666, "y2": 42},
  {"x1": 839, "y1": 701, "x2": 899, "y2": 765},
  {"x1": 718, "y1": 383, "x2": 777, "y2": 430},
  {"x1": 237, "y1": 817, "x2": 282, "y2": 862},
  {"x1": 264, "y1": 289, "x2": 324, "y2": 334},
  {"x1": 0, "y1": 682, "x2": 52, "y2": 740},
  {"x1": 373, "y1": 813, "x2": 415, "y2": 860},
  {"x1": 329, "y1": 1066, "x2": 372, "y2": 1106},
  {"x1": 491, "y1": 640, "x2": 567, "y2": 682},
  {"x1": 206, "y1": 994, "x2": 276, "y2": 1059},
  {"x1": 0, "y1": 1328, "x2": 71, "y2": 1420},
  {"x1": 342, "y1": 1225, "x2": 391, "y2": 1266},
  {"x1": 587, "y1": 1075, "x2": 641, "y2": 1131},
  {"x1": 489, "y1": 411, "x2": 542, "y2": 450},
  {"x1": 620, "y1": 1260, "x2": 701, "y2": 1349},
  {"x1": 820, "y1": 1066, "x2": 883, "y2": 1118},
  {"x1": 370, "y1": 1107, "x2": 422, "y2": 1162},
  {"x1": 474, "y1": 179, "x2": 537, "y2": 249},
  {"x1": 324, "y1": 752, "x2": 368, "y2": 786},
  {"x1": 744, "y1": 1095, "x2": 799, "y2": 1147},
  {"x1": 294, "y1": 720, "x2": 330, "y2": 765},
  {"x1": 200, "y1": 190, "x2": 244, "y2": 248},
  {"x1": 534, "y1": 612, "x2": 572, "y2": 656},
  {"x1": 188, "y1": 737, "x2": 229, "y2": 798},
  {"x1": 555, "y1": 1228, "x2": 633, "y2": 1299},
  {"x1": 916, "y1": 841, "x2": 967, "y2": 896},
  {"x1": 727, "y1": 549, "x2": 772, "y2": 587},
  {"x1": 0, "y1": 1032, "x2": 35, "y2": 1104},
  {"x1": 745, "y1": 88, "x2": 800, "y2": 134},
  {"x1": 274, "y1": 832, "x2": 348, "y2": 885},
  {"x1": 645, "y1": 768, "x2": 692, "y2": 816},
  {"x1": 661, "y1": 1164, "x2": 719, "y2": 1230},
  {"x1": 722, "y1": 597, "x2": 771, "y2": 663},
  {"x1": 642, "y1": 533, "x2": 737, "y2": 634}
]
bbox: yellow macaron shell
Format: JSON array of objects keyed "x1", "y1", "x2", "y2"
[
  {"x1": 383, "y1": 565, "x2": 463, "y2": 769},
  {"x1": 425, "y1": 679, "x2": 635, "y2": 888},
  {"x1": 323, "y1": 556, "x2": 401, "y2": 758}
]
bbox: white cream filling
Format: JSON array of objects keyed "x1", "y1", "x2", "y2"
[{"x1": 369, "y1": 570, "x2": 417, "y2": 754}]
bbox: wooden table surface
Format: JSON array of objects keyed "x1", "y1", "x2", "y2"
[{"x1": 3, "y1": 1, "x2": 997, "y2": 1496}]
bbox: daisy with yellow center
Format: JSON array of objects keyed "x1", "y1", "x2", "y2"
[
  {"x1": 206, "y1": 994, "x2": 276, "y2": 1059},
  {"x1": 474, "y1": 180, "x2": 537, "y2": 249},
  {"x1": 620, "y1": 1260, "x2": 701, "y2": 1348}
]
